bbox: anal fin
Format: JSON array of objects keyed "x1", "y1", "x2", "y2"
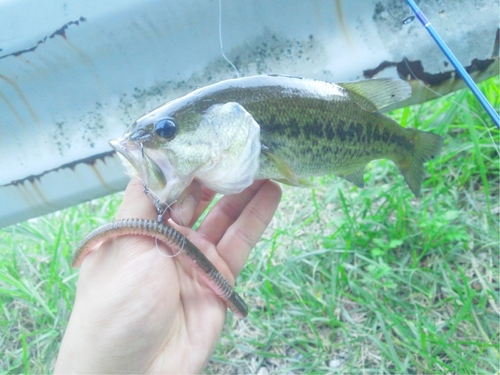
[{"x1": 339, "y1": 166, "x2": 365, "y2": 188}]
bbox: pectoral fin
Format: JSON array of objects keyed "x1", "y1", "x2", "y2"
[
  {"x1": 263, "y1": 150, "x2": 299, "y2": 185},
  {"x1": 338, "y1": 78, "x2": 411, "y2": 111},
  {"x1": 262, "y1": 150, "x2": 317, "y2": 187},
  {"x1": 274, "y1": 177, "x2": 317, "y2": 188}
]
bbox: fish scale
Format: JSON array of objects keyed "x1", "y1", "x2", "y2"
[
  {"x1": 110, "y1": 75, "x2": 443, "y2": 200},
  {"x1": 245, "y1": 96, "x2": 411, "y2": 179}
]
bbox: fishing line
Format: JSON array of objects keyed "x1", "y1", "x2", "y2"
[
  {"x1": 405, "y1": 0, "x2": 500, "y2": 129},
  {"x1": 218, "y1": 0, "x2": 240, "y2": 77},
  {"x1": 155, "y1": 230, "x2": 184, "y2": 259},
  {"x1": 141, "y1": 182, "x2": 183, "y2": 258},
  {"x1": 141, "y1": 181, "x2": 174, "y2": 220},
  {"x1": 153, "y1": 198, "x2": 183, "y2": 259},
  {"x1": 140, "y1": 180, "x2": 186, "y2": 258}
]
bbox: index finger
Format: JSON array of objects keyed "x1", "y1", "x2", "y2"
[{"x1": 116, "y1": 178, "x2": 158, "y2": 220}]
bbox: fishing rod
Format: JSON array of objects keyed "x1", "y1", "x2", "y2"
[{"x1": 405, "y1": 0, "x2": 500, "y2": 129}]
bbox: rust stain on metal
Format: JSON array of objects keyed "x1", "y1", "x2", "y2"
[
  {"x1": 364, "y1": 28, "x2": 499, "y2": 86},
  {"x1": 0, "y1": 74, "x2": 39, "y2": 123},
  {"x1": 5, "y1": 150, "x2": 116, "y2": 187},
  {"x1": 13, "y1": 181, "x2": 38, "y2": 207},
  {"x1": 334, "y1": 0, "x2": 353, "y2": 49},
  {"x1": 0, "y1": 17, "x2": 87, "y2": 60},
  {"x1": 50, "y1": 18, "x2": 85, "y2": 39},
  {"x1": 62, "y1": 38, "x2": 104, "y2": 85},
  {"x1": 363, "y1": 57, "x2": 496, "y2": 86},
  {"x1": 28, "y1": 178, "x2": 53, "y2": 207},
  {"x1": 9, "y1": 174, "x2": 55, "y2": 208},
  {"x1": 90, "y1": 161, "x2": 113, "y2": 191},
  {"x1": 0, "y1": 89, "x2": 27, "y2": 128}
]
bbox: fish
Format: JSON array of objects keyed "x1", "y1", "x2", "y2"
[{"x1": 110, "y1": 75, "x2": 443, "y2": 203}]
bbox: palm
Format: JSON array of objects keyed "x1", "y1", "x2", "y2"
[{"x1": 55, "y1": 178, "x2": 281, "y2": 374}]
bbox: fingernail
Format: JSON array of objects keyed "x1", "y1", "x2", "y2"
[{"x1": 177, "y1": 194, "x2": 197, "y2": 226}]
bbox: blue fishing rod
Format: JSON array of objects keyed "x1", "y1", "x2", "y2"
[{"x1": 405, "y1": 0, "x2": 500, "y2": 129}]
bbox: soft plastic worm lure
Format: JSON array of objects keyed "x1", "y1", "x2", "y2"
[{"x1": 72, "y1": 218, "x2": 248, "y2": 318}]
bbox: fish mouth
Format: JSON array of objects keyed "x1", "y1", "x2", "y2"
[{"x1": 109, "y1": 134, "x2": 167, "y2": 193}]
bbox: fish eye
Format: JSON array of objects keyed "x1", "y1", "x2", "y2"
[{"x1": 154, "y1": 118, "x2": 177, "y2": 139}]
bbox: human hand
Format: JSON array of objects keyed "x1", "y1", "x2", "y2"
[{"x1": 54, "y1": 178, "x2": 281, "y2": 374}]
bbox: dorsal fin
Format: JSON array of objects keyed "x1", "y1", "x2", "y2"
[{"x1": 338, "y1": 78, "x2": 411, "y2": 111}]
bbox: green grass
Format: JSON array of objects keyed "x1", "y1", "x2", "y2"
[{"x1": 1, "y1": 76, "x2": 499, "y2": 374}]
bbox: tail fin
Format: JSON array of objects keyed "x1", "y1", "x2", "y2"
[{"x1": 397, "y1": 129, "x2": 443, "y2": 197}]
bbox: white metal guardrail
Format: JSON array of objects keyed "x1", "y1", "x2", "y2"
[{"x1": 0, "y1": 0, "x2": 497, "y2": 227}]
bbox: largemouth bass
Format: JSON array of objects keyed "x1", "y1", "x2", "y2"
[{"x1": 110, "y1": 75, "x2": 443, "y2": 202}]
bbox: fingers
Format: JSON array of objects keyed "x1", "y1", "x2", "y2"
[
  {"x1": 170, "y1": 182, "x2": 217, "y2": 227},
  {"x1": 83, "y1": 178, "x2": 161, "y2": 268},
  {"x1": 220, "y1": 180, "x2": 281, "y2": 276},
  {"x1": 196, "y1": 180, "x2": 268, "y2": 244},
  {"x1": 191, "y1": 186, "x2": 217, "y2": 227},
  {"x1": 118, "y1": 178, "x2": 215, "y2": 228},
  {"x1": 201, "y1": 180, "x2": 282, "y2": 276},
  {"x1": 116, "y1": 178, "x2": 157, "y2": 220},
  {"x1": 114, "y1": 178, "x2": 281, "y2": 279}
]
